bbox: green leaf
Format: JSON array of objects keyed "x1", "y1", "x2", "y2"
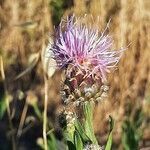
[
  {"x1": 47, "y1": 133, "x2": 57, "y2": 150},
  {"x1": 105, "y1": 116, "x2": 114, "y2": 150},
  {"x1": 64, "y1": 128, "x2": 75, "y2": 144},
  {"x1": 0, "y1": 95, "x2": 7, "y2": 119},
  {"x1": 83, "y1": 102, "x2": 98, "y2": 144},
  {"x1": 67, "y1": 141, "x2": 76, "y2": 150},
  {"x1": 105, "y1": 131, "x2": 113, "y2": 150},
  {"x1": 33, "y1": 103, "x2": 42, "y2": 120},
  {"x1": 75, "y1": 119, "x2": 90, "y2": 143},
  {"x1": 74, "y1": 131, "x2": 83, "y2": 150}
]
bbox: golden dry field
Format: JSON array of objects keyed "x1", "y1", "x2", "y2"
[{"x1": 0, "y1": 0, "x2": 150, "y2": 149}]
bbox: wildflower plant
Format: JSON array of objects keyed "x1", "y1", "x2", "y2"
[{"x1": 48, "y1": 15, "x2": 125, "y2": 150}]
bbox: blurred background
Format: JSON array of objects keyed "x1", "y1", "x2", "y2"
[{"x1": 0, "y1": 0, "x2": 149, "y2": 149}]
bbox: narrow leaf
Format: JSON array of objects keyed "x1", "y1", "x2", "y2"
[
  {"x1": 67, "y1": 141, "x2": 76, "y2": 150},
  {"x1": 105, "y1": 116, "x2": 114, "y2": 150},
  {"x1": 47, "y1": 133, "x2": 57, "y2": 150},
  {"x1": 74, "y1": 131, "x2": 83, "y2": 150},
  {"x1": 0, "y1": 95, "x2": 6, "y2": 119},
  {"x1": 75, "y1": 119, "x2": 90, "y2": 142},
  {"x1": 83, "y1": 102, "x2": 98, "y2": 144},
  {"x1": 105, "y1": 131, "x2": 113, "y2": 150}
]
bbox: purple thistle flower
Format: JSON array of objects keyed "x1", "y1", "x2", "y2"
[{"x1": 51, "y1": 15, "x2": 124, "y2": 81}]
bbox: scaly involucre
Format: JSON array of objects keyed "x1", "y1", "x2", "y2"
[{"x1": 51, "y1": 15, "x2": 124, "y2": 81}]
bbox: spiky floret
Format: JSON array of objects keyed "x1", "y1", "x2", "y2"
[{"x1": 51, "y1": 15, "x2": 124, "y2": 81}]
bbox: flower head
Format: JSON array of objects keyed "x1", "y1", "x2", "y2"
[{"x1": 51, "y1": 15, "x2": 124, "y2": 81}]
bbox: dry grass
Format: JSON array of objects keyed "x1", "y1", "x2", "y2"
[{"x1": 0, "y1": 0, "x2": 150, "y2": 148}]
